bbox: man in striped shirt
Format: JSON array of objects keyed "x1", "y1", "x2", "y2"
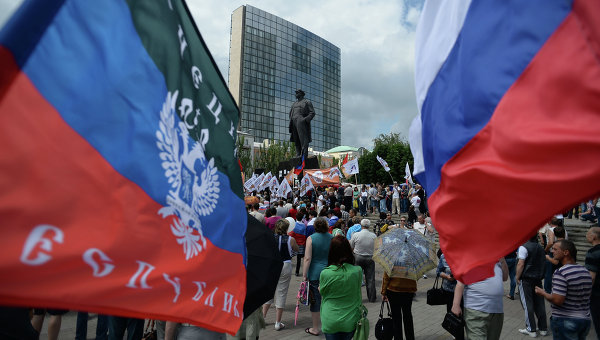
[{"x1": 535, "y1": 239, "x2": 592, "y2": 339}]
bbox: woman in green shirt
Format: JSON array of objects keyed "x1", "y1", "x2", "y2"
[{"x1": 319, "y1": 235, "x2": 363, "y2": 340}]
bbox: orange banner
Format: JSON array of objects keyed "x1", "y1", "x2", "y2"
[{"x1": 304, "y1": 167, "x2": 342, "y2": 187}]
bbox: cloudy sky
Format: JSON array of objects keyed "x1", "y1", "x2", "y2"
[{"x1": 0, "y1": 0, "x2": 423, "y2": 149}]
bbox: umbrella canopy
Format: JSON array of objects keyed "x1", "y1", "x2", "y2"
[
  {"x1": 244, "y1": 195, "x2": 260, "y2": 206},
  {"x1": 243, "y1": 214, "x2": 283, "y2": 318},
  {"x1": 373, "y1": 228, "x2": 437, "y2": 280}
]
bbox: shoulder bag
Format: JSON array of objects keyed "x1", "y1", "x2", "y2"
[
  {"x1": 353, "y1": 304, "x2": 369, "y2": 340},
  {"x1": 426, "y1": 275, "x2": 447, "y2": 306},
  {"x1": 375, "y1": 300, "x2": 393, "y2": 340}
]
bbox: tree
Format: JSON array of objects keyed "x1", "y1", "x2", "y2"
[
  {"x1": 236, "y1": 135, "x2": 253, "y2": 179},
  {"x1": 252, "y1": 140, "x2": 296, "y2": 175},
  {"x1": 358, "y1": 133, "x2": 414, "y2": 185}
]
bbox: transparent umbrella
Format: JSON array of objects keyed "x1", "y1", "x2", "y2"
[{"x1": 373, "y1": 227, "x2": 437, "y2": 280}]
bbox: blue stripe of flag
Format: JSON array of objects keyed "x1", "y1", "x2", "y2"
[{"x1": 418, "y1": 0, "x2": 572, "y2": 195}]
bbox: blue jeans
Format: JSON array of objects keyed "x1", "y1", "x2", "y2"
[
  {"x1": 380, "y1": 199, "x2": 387, "y2": 213},
  {"x1": 359, "y1": 200, "x2": 367, "y2": 216},
  {"x1": 309, "y1": 280, "x2": 322, "y2": 313},
  {"x1": 401, "y1": 198, "x2": 408, "y2": 213},
  {"x1": 505, "y1": 258, "x2": 517, "y2": 297},
  {"x1": 325, "y1": 330, "x2": 355, "y2": 340},
  {"x1": 550, "y1": 316, "x2": 591, "y2": 340}
]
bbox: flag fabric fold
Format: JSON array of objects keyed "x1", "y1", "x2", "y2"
[
  {"x1": 258, "y1": 172, "x2": 272, "y2": 192},
  {"x1": 0, "y1": 0, "x2": 248, "y2": 334},
  {"x1": 254, "y1": 173, "x2": 265, "y2": 192},
  {"x1": 277, "y1": 179, "x2": 292, "y2": 198},
  {"x1": 404, "y1": 163, "x2": 414, "y2": 186},
  {"x1": 376, "y1": 155, "x2": 391, "y2": 172},
  {"x1": 293, "y1": 156, "x2": 305, "y2": 175},
  {"x1": 268, "y1": 176, "x2": 279, "y2": 193},
  {"x1": 299, "y1": 175, "x2": 315, "y2": 197},
  {"x1": 409, "y1": 0, "x2": 600, "y2": 284},
  {"x1": 244, "y1": 174, "x2": 258, "y2": 192},
  {"x1": 342, "y1": 158, "x2": 359, "y2": 176}
]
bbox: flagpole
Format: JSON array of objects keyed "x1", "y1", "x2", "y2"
[{"x1": 387, "y1": 171, "x2": 394, "y2": 183}]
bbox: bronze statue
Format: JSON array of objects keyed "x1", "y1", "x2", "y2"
[{"x1": 288, "y1": 89, "x2": 315, "y2": 158}]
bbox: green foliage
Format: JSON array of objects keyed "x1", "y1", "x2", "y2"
[
  {"x1": 358, "y1": 132, "x2": 414, "y2": 185},
  {"x1": 253, "y1": 140, "x2": 296, "y2": 175},
  {"x1": 236, "y1": 136, "x2": 252, "y2": 179}
]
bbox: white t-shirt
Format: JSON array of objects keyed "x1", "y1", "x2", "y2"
[
  {"x1": 317, "y1": 195, "x2": 324, "y2": 208},
  {"x1": 344, "y1": 186, "x2": 353, "y2": 196},
  {"x1": 517, "y1": 246, "x2": 528, "y2": 260},
  {"x1": 392, "y1": 186, "x2": 400, "y2": 199},
  {"x1": 410, "y1": 196, "x2": 421, "y2": 208},
  {"x1": 413, "y1": 222, "x2": 427, "y2": 235}
]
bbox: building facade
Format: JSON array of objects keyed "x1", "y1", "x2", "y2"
[{"x1": 229, "y1": 5, "x2": 341, "y2": 152}]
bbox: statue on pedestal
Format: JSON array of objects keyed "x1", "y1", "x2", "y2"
[{"x1": 288, "y1": 89, "x2": 315, "y2": 159}]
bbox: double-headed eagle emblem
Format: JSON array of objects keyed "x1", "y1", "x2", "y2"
[{"x1": 155, "y1": 92, "x2": 220, "y2": 260}]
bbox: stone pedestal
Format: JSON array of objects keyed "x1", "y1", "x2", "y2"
[{"x1": 278, "y1": 156, "x2": 319, "y2": 173}]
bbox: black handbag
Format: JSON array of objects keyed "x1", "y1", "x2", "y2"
[
  {"x1": 442, "y1": 311, "x2": 464, "y2": 338},
  {"x1": 374, "y1": 300, "x2": 394, "y2": 340},
  {"x1": 426, "y1": 275, "x2": 447, "y2": 305}
]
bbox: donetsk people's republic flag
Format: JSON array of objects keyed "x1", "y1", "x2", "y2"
[
  {"x1": 409, "y1": 0, "x2": 600, "y2": 284},
  {"x1": 0, "y1": 0, "x2": 247, "y2": 334}
]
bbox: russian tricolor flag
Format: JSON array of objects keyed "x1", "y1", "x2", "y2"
[
  {"x1": 0, "y1": 0, "x2": 247, "y2": 334},
  {"x1": 294, "y1": 155, "x2": 305, "y2": 175},
  {"x1": 410, "y1": 0, "x2": 600, "y2": 284}
]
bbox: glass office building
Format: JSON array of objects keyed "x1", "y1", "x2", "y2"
[{"x1": 228, "y1": 5, "x2": 341, "y2": 152}]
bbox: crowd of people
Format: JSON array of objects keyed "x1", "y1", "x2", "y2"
[
  {"x1": 245, "y1": 181, "x2": 599, "y2": 340},
  {"x1": 242, "y1": 180, "x2": 436, "y2": 340},
  {"x1": 3, "y1": 179, "x2": 598, "y2": 340}
]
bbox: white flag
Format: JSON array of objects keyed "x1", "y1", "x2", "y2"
[
  {"x1": 405, "y1": 163, "x2": 414, "y2": 185},
  {"x1": 376, "y1": 155, "x2": 391, "y2": 172},
  {"x1": 243, "y1": 174, "x2": 254, "y2": 191},
  {"x1": 245, "y1": 174, "x2": 259, "y2": 192},
  {"x1": 328, "y1": 167, "x2": 342, "y2": 179},
  {"x1": 277, "y1": 179, "x2": 292, "y2": 198},
  {"x1": 299, "y1": 175, "x2": 315, "y2": 196},
  {"x1": 259, "y1": 172, "x2": 272, "y2": 191},
  {"x1": 343, "y1": 158, "x2": 359, "y2": 175},
  {"x1": 269, "y1": 176, "x2": 279, "y2": 192},
  {"x1": 253, "y1": 173, "x2": 264, "y2": 191}
]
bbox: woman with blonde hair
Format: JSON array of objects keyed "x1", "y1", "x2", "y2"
[{"x1": 263, "y1": 218, "x2": 299, "y2": 331}]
